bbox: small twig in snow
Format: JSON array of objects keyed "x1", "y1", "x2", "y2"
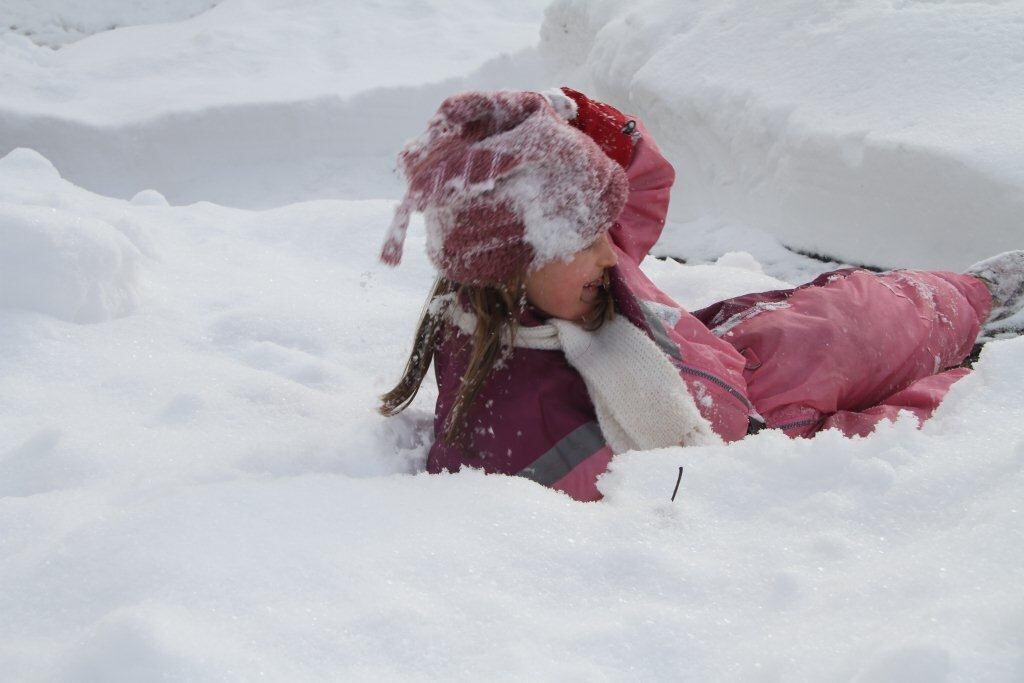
[{"x1": 670, "y1": 466, "x2": 684, "y2": 502}]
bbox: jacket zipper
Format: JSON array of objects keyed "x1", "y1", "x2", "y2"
[
  {"x1": 672, "y1": 359, "x2": 756, "y2": 413},
  {"x1": 772, "y1": 418, "x2": 820, "y2": 431},
  {"x1": 636, "y1": 298, "x2": 759, "y2": 418}
]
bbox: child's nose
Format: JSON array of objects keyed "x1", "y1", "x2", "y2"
[{"x1": 597, "y1": 232, "x2": 618, "y2": 268}]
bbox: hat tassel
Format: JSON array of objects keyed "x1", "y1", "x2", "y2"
[{"x1": 380, "y1": 196, "x2": 415, "y2": 266}]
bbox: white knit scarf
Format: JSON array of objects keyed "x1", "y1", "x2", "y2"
[{"x1": 448, "y1": 307, "x2": 721, "y2": 453}]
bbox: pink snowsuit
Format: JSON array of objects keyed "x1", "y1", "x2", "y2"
[{"x1": 427, "y1": 120, "x2": 992, "y2": 501}]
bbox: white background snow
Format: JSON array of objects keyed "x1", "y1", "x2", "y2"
[{"x1": 1, "y1": 0, "x2": 1022, "y2": 680}]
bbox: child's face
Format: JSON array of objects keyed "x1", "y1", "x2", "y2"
[{"x1": 524, "y1": 231, "x2": 618, "y2": 322}]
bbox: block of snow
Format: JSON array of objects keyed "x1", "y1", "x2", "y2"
[
  {"x1": 130, "y1": 189, "x2": 169, "y2": 207},
  {"x1": 0, "y1": 203, "x2": 140, "y2": 322},
  {"x1": 715, "y1": 251, "x2": 764, "y2": 273},
  {"x1": 642, "y1": 255, "x2": 791, "y2": 310}
]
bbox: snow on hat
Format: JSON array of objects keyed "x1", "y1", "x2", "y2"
[{"x1": 380, "y1": 89, "x2": 629, "y2": 286}]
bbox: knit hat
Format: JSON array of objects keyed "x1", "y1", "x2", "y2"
[{"x1": 380, "y1": 90, "x2": 630, "y2": 286}]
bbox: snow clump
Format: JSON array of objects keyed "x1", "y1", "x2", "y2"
[
  {"x1": 0, "y1": 203, "x2": 140, "y2": 323},
  {"x1": 130, "y1": 189, "x2": 169, "y2": 207}
]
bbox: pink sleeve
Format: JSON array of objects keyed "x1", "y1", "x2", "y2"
[
  {"x1": 607, "y1": 119, "x2": 751, "y2": 442},
  {"x1": 609, "y1": 121, "x2": 676, "y2": 264}
]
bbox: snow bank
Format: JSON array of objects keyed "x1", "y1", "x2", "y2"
[
  {"x1": 0, "y1": 150, "x2": 140, "y2": 323},
  {"x1": 541, "y1": 0, "x2": 1024, "y2": 270},
  {"x1": 2, "y1": 0, "x2": 549, "y2": 122},
  {"x1": 0, "y1": 0, "x2": 550, "y2": 207}
]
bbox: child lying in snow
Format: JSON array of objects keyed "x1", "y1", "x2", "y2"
[{"x1": 378, "y1": 88, "x2": 1024, "y2": 502}]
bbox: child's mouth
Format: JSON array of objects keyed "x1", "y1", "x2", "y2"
[{"x1": 582, "y1": 276, "x2": 605, "y2": 302}]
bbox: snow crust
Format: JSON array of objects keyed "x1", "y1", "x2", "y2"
[
  {"x1": 541, "y1": 0, "x2": 1024, "y2": 270},
  {"x1": 2, "y1": 1, "x2": 1023, "y2": 680},
  {"x1": 3, "y1": 0, "x2": 219, "y2": 48}
]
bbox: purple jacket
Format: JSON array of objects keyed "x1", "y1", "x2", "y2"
[{"x1": 427, "y1": 124, "x2": 754, "y2": 500}]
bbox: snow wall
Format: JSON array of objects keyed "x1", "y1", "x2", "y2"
[
  {"x1": 0, "y1": 0, "x2": 549, "y2": 208},
  {"x1": 540, "y1": 0, "x2": 1024, "y2": 270}
]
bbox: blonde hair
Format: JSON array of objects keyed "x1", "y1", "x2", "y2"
[{"x1": 380, "y1": 273, "x2": 614, "y2": 445}]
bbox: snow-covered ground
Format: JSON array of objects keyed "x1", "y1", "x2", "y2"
[{"x1": 2, "y1": 1, "x2": 1022, "y2": 680}]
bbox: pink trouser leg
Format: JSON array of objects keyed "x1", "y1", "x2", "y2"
[{"x1": 723, "y1": 270, "x2": 992, "y2": 437}]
